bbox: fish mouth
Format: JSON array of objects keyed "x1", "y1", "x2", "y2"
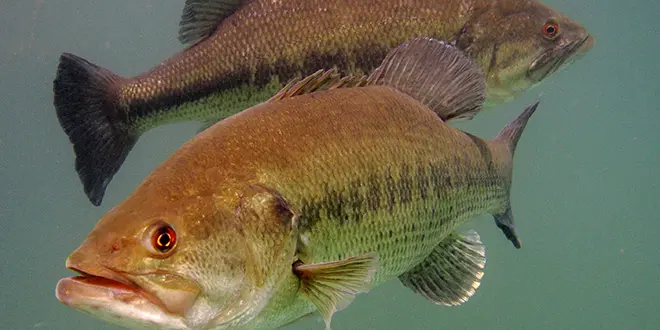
[
  {"x1": 56, "y1": 268, "x2": 169, "y2": 312},
  {"x1": 56, "y1": 266, "x2": 190, "y2": 329},
  {"x1": 527, "y1": 34, "x2": 594, "y2": 82}
]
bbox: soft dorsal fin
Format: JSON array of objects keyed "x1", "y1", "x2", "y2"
[
  {"x1": 368, "y1": 37, "x2": 486, "y2": 121},
  {"x1": 268, "y1": 69, "x2": 368, "y2": 102},
  {"x1": 178, "y1": 0, "x2": 251, "y2": 46},
  {"x1": 268, "y1": 38, "x2": 486, "y2": 121}
]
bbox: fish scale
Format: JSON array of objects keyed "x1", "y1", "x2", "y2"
[
  {"x1": 53, "y1": 0, "x2": 592, "y2": 206},
  {"x1": 237, "y1": 87, "x2": 507, "y2": 284},
  {"x1": 57, "y1": 37, "x2": 542, "y2": 329},
  {"x1": 124, "y1": 0, "x2": 462, "y2": 114}
]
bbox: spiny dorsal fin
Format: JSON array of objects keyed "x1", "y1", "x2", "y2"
[
  {"x1": 399, "y1": 230, "x2": 486, "y2": 306},
  {"x1": 367, "y1": 37, "x2": 486, "y2": 122},
  {"x1": 268, "y1": 69, "x2": 368, "y2": 102},
  {"x1": 178, "y1": 0, "x2": 250, "y2": 46},
  {"x1": 294, "y1": 252, "x2": 379, "y2": 329}
]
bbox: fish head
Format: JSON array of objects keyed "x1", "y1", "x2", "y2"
[
  {"x1": 456, "y1": 1, "x2": 594, "y2": 105},
  {"x1": 57, "y1": 186, "x2": 298, "y2": 329}
]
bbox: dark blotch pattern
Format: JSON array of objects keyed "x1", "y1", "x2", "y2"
[
  {"x1": 296, "y1": 161, "x2": 500, "y2": 231},
  {"x1": 127, "y1": 45, "x2": 390, "y2": 122}
]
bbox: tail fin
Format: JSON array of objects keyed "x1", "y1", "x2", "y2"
[
  {"x1": 492, "y1": 98, "x2": 541, "y2": 249},
  {"x1": 53, "y1": 53, "x2": 136, "y2": 206},
  {"x1": 494, "y1": 98, "x2": 540, "y2": 154}
]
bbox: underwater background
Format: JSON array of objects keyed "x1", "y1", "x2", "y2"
[{"x1": 0, "y1": 0, "x2": 658, "y2": 329}]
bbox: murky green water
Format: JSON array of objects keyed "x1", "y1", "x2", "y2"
[{"x1": 0, "y1": 1, "x2": 658, "y2": 329}]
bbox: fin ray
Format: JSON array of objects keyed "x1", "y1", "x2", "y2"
[
  {"x1": 53, "y1": 53, "x2": 134, "y2": 206},
  {"x1": 268, "y1": 69, "x2": 368, "y2": 102},
  {"x1": 491, "y1": 98, "x2": 541, "y2": 248},
  {"x1": 295, "y1": 253, "x2": 379, "y2": 329},
  {"x1": 399, "y1": 231, "x2": 486, "y2": 306},
  {"x1": 368, "y1": 37, "x2": 486, "y2": 121},
  {"x1": 179, "y1": 0, "x2": 250, "y2": 45},
  {"x1": 494, "y1": 98, "x2": 541, "y2": 154}
]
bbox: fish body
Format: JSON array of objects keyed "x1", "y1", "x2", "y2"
[
  {"x1": 57, "y1": 39, "x2": 540, "y2": 329},
  {"x1": 53, "y1": 0, "x2": 592, "y2": 205}
]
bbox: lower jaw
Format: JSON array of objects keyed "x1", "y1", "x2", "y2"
[{"x1": 56, "y1": 276, "x2": 187, "y2": 329}]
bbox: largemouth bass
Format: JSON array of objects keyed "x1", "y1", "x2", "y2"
[
  {"x1": 56, "y1": 38, "x2": 540, "y2": 329},
  {"x1": 53, "y1": 0, "x2": 592, "y2": 206}
]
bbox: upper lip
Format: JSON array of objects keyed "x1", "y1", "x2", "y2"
[
  {"x1": 573, "y1": 34, "x2": 592, "y2": 53},
  {"x1": 65, "y1": 258, "x2": 172, "y2": 314},
  {"x1": 67, "y1": 257, "x2": 136, "y2": 287}
]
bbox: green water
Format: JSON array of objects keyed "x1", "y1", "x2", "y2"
[{"x1": 0, "y1": 1, "x2": 658, "y2": 329}]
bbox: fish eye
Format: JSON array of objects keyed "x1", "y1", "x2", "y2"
[
  {"x1": 542, "y1": 22, "x2": 560, "y2": 39},
  {"x1": 150, "y1": 223, "x2": 177, "y2": 254}
]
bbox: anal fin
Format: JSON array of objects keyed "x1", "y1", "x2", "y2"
[
  {"x1": 399, "y1": 230, "x2": 486, "y2": 306},
  {"x1": 294, "y1": 253, "x2": 379, "y2": 329}
]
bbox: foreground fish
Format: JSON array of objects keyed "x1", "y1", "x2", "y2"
[
  {"x1": 57, "y1": 38, "x2": 539, "y2": 329},
  {"x1": 54, "y1": 0, "x2": 592, "y2": 206}
]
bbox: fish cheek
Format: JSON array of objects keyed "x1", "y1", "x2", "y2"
[{"x1": 235, "y1": 185, "x2": 298, "y2": 285}]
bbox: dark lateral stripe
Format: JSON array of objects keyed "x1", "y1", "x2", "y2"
[
  {"x1": 126, "y1": 44, "x2": 392, "y2": 122},
  {"x1": 297, "y1": 161, "x2": 502, "y2": 230}
]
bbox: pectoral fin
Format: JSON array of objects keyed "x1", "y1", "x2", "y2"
[
  {"x1": 399, "y1": 230, "x2": 486, "y2": 306},
  {"x1": 294, "y1": 253, "x2": 379, "y2": 329}
]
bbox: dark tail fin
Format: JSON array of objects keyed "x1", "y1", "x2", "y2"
[
  {"x1": 491, "y1": 98, "x2": 541, "y2": 249},
  {"x1": 53, "y1": 53, "x2": 136, "y2": 206}
]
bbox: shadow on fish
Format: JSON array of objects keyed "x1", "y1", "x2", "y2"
[
  {"x1": 53, "y1": 0, "x2": 593, "y2": 206},
  {"x1": 57, "y1": 37, "x2": 541, "y2": 329}
]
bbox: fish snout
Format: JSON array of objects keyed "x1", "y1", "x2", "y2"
[
  {"x1": 577, "y1": 34, "x2": 595, "y2": 55},
  {"x1": 65, "y1": 248, "x2": 135, "y2": 287}
]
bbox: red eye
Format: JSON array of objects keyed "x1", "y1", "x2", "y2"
[
  {"x1": 542, "y1": 23, "x2": 559, "y2": 37},
  {"x1": 152, "y1": 224, "x2": 176, "y2": 253}
]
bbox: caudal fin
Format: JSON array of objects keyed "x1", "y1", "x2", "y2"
[
  {"x1": 491, "y1": 98, "x2": 541, "y2": 249},
  {"x1": 494, "y1": 98, "x2": 540, "y2": 154},
  {"x1": 53, "y1": 53, "x2": 136, "y2": 206}
]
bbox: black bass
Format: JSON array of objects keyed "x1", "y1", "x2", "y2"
[
  {"x1": 57, "y1": 38, "x2": 540, "y2": 329},
  {"x1": 53, "y1": 0, "x2": 592, "y2": 205}
]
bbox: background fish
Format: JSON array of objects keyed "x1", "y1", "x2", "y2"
[
  {"x1": 56, "y1": 38, "x2": 540, "y2": 329},
  {"x1": 53, "y1": 0, "x2": 592, "y2": 206}
]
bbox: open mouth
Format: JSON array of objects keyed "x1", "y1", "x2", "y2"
[
  {"x1": 56, "y1": 268, "x2": 169, "y2": 313},
  {"x1": 63, "y1": 274, "x2": 137, "y2": 291},
  {"x1": 56, "y1": 270, "x2": 191, "y2": 329}
]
